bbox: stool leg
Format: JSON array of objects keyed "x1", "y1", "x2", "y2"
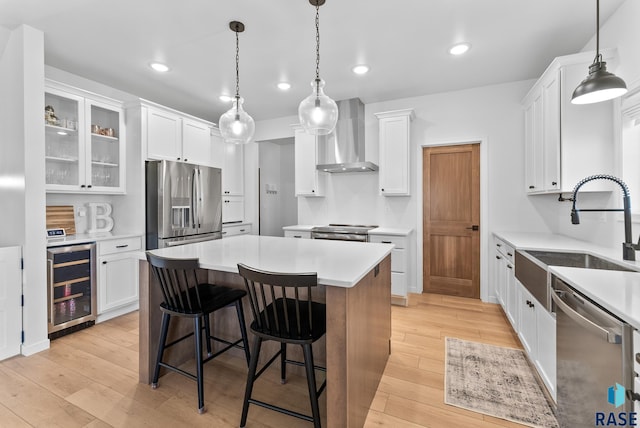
[
  {"x1": 152, "y1": 313, "x2": 171, "y2": 388},
  {"x1": 240, "y1": 336, "x2": 262, "y2": 428},
  {"x1": 235, "y1": 299, "x2": 251, "y2": 366},
  {"x1": 280, "y1": 343, "x2": 287, "y2": 384},
  {"x1": 194, "y1": 316, "x2": 206, "y2": 414},
  {"x1": 203, "y1": 314, "x2": 213, "y2": 357},
  {"x1": 302, "y1": 343, "x2": 321, "y2": 428}
]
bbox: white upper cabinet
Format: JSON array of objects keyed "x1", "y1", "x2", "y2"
[
  {"x1": 522, "y1": 50, "x2": 616, "y2": 194},
  {"x1": 293, "y1": 126, "x2": 325, "y2": 197},
  {"x1": 141, "y1": 101, "x2": 217, "y2": 168},
  {"x1": 146, "y1": 107, "x2": 182, "y2": 161},
  {"x1": 375, "y1": 109, "x2": 415, "y2": 196},
  {"x1": 45, "y1": 80, "x2": 126, "y2": 194}
]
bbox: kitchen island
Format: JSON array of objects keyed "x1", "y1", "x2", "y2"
[{"x1": 139, "y1": 235, "x2": 393, "y2": 428}]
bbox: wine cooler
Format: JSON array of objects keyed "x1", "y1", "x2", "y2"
[{"x1": 47, "y1": 243, "x2": 97, "y2": 338}]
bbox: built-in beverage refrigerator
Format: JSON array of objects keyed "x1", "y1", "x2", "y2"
[{"x1": 47, "y1": 243, "x2": 97, "y2": 338}]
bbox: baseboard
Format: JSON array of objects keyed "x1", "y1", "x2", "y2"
[
  {"x1": 391, "y1": 294, "x2": 408, "y2": 306},
  {"x1": 96, "y1": 302, "x2": 139, "y2": 323},
  {"x1": 21, "y1": 338, "x2": 50, "y2": 356}
]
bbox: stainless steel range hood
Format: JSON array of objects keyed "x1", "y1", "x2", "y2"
[{"x1": 316, "y1": 98, "x2": 378, "y2": 173}]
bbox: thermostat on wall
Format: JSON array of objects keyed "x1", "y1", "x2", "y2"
[{"x1": 46, "y1": 228, "x2": 66, "y2": 238}]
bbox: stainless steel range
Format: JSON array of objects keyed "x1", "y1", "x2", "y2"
[{"x1": 311, "y1": 224, "x2": 378, "y2": 242}]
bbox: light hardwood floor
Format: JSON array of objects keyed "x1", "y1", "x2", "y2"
[{"x1": 0, "y1": 294, "x2": 528, "y2": 427}]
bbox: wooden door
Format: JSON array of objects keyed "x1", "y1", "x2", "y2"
[{"x1": 423, "y1": 143, "x2": 480, "y2": 298}]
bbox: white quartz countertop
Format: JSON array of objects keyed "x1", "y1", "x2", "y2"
[
  {"x1": 147, "y1": 234, "x2": 394, "y2": 288},
  {"x1": 369, "y1": 227, "x2": 412, "y2": 236},
  {"x1": 282, "y1": 225, "x2": 318, "y2": 231},
  {"x1": 549, "y1": 266, "x2": 640, "y2": 330},
  {"x1": 494, "y1": 231, "x2": 640, "y2": 327},
  {"x1": 47, "y1": 232, "x2": 142, "y2": 247}
]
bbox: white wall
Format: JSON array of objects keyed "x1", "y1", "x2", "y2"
[
  {"x1": 258, "y1": 140, "x2": 296, "y2": 236},
  {"x1": 255, "y1": 79, "x2": 553, "y2": 300},
  {"x1": 530, "y1": 0, "x2": 640, "y2": 250},
  {"x1": 0, "y1": 25, "x2": 49, "y2": 355}
]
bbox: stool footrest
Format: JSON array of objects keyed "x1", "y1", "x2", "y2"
[{"x1": 248, "y1": 398, "x2": 314, "y2": 423}]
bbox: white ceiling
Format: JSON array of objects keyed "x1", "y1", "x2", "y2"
[{"x1": 0, "y1": 0, "x2": 625, "y2": 123}]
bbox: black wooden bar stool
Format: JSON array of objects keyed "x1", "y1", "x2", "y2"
[
  {"x1": 146, "y1": 253, "x2": 251, "y2": 414},
  {"x1": 237, "y1": 263, "x2": 327, "y2": 428}
]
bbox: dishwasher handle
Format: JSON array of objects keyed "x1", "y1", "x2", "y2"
[{"x1": 551, "y1": 289, "x2": 622, "y2": 344}]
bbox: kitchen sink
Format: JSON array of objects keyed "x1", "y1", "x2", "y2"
[
  {"x1": 524, "y1": 250, "x2": 634, "y2": 272},
  {"x1": 515, "y1": 250, "x2": 635, "y2": 313}
]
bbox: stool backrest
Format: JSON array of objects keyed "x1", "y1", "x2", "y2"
[
  {"x1": 237, "y1": 263, "x2": 319, "y2": 339},
  {"x1": 147, "y1": 252, "x2": 203, "y2": 312}
]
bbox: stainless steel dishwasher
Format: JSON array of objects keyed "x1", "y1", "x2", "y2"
[{"x1": 551, "y1": 275, "x2": 633, "y2": 427}]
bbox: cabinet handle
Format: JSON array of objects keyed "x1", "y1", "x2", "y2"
[
  {"x1": 222, "y1": 231, "x2": 227, "y2": 235},
  {"x1": 87, "y1": 185, "x2": 92, "y2": 188},
  {"x1": 551, "y1": 181, "x2": 557, "y2": 186},
  {"x1": 294, "y1": 235, "x2": 302, "y2": 238},
  {"x1": 239, "y1": 229, "x2": 245, "y2": 232},
  {"x1": 507, "y1": 252, "x2": 513, "y2": 257},
  {"x1": 496, "y1": 243, "x2": 502, "y2": 247},
  {"x1": 177, "y1": 157, "x2": 181, "y2": 160},
  {"x1": 526, "y1": 299, "x2": 531, "y2": 306},
  {"x1": 102, "y1": 261, "x2": 107, "y2": 264},
  {"x1": 115, "y1": 244, "x2": 129, "y2": 249},
  {"x1": 507, "y1": 265, "x2": 513, "y2": 269},
  {"x1": 496, "y1": 255, "x2": 502, "y2": 259},
  {"x1": 311, "y1": 189, "x2": 315, "y2": 193},
  {"x1": 381, "y1": 240, "x2": 392, "y2": 244},
  {"x1": 528, "y1": 185, "x2": 535, "y2": 189},
  {"x1": 80, "y1": 184, "x2": 86, "y2": 188},
  {"x1": 381, "y1": 188, "x2": 385, "y2": 192}
]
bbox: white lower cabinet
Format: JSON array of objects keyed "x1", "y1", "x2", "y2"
[
  {"x1": 222, "y1": 223, "x2": 252, "y2": 238},
  {"x1": 369, "y1": 231, "x2": 412, "y2": 306},
  {"x1": 516, "y1": 278, "x2": 556, "y2": 401},
  {"x1": 0, "y1": 246, "x2": 22, "y2": 361},
  {"x1": 222, "y1": 196, "x2": 244, "y2": 224},
  {"x1": 284, "y1": 230, "x2": 311, "y2": 239},
  {"x1": 97, "y1": 236, "x2": 141, "y2": 322}
]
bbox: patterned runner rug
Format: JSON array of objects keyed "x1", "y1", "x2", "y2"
[{"x1": 445, "y1": 337, "x2": 558, "y2": 428}]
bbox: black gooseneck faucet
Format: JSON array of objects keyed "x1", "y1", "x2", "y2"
[{"x1": 571, "y1": 174, "x2": 640, "y2": 261}]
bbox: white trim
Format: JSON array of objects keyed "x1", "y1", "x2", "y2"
[
  {"x1": 96, "y1": 303, "x2": 139, "y2": 324},
  {"x1": 21, "y1": 339, "x2": 50, "y2": 356},
  {"x1": 416, "y1": 137, "x2": 489, "y2": 302}
]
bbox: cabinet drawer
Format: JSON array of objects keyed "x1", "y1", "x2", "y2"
[
  {"x1": 98, "y1": 236, "x2": 141, "y2": 256},
  {"x1": 284, "y1": 230, "x2": 311, "y2": 239},
  {"x1": 222, "y1": 224, "x2": 251, "y2": 237},
  {"x1": 369, "y1": 235, "x2": 407, "y2": 249},
  {"x1": 391, "y1": 248, "x2": 406, "y2": 272},
  {"x1": 495, "y1": 238, "x2": 515, "y2": 262}
]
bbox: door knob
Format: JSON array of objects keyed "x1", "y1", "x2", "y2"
[{"x1": 466, "y1": 225, "x2": 479, "y2": 231}]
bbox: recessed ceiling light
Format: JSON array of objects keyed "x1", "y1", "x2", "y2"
[
  {"x1": 219, "y1": 95, "x2": 233, "y2": 102},
  {"x1": 352, "y1": 65, "x2": 370, "y2": 75},
  {"x1": 277, "y1": 82, "x2": 291, "y2": 90},
  {"x1": 149, "y1": 62, "x2": 170, "y2": 72},
  {"x1": 449, "y1": 43, "x2": 471, "y2": 56}
]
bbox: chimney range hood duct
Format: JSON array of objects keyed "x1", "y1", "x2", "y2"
[{"x1": 316, "y1": 98, "x2": 378, "y2": 173}]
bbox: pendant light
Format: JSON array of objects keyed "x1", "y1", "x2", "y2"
[
  {"x1": 571, "y1": 0, "x2": 627, "y2": 104},
  {"x1": 219, "y1": 21, "x2": 255, "y2": 144},
  {"x1": 298, "y1": 0, "x2": 338, "y2": 135}
]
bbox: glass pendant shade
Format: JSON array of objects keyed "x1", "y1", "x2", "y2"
[
  {"x1": 219, "y1": 97, "x2": 255, "y2": 144},
  {"x1": 298, "y1": 78, "x2": 338, "y2": 135},
  {"x1": 571, "y1": 60, "x2": 628, "y2": 104}
]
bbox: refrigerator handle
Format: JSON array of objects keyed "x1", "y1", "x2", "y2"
[
  {"x1": 47, "y1": 258, "x2": 54, "y2": 324},
  {"x1": 191, "y1": 169, "x2": 198, "y2": 229},
  {"x1": 197, "y1": 169, "x2": 203, "y2": 228}
]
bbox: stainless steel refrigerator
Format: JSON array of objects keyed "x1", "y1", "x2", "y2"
[{"x1": 146, "y1": 160, "x2": 222, "y2": 249}]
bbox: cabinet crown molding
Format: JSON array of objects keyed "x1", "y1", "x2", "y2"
[{"x1": 374, "y1": 109, "x2": 415, "y2": 120}]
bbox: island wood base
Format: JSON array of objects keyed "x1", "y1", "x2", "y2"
[{"x1": 139, "y1": 255, "x2": 391, "y2": 428}]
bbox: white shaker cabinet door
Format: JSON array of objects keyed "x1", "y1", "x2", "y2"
[
  {"x1": 222, "y1": 142, "x2": 244, "y2": 196},
  {"x1": 98, "y1": 253, "x2": 139, "y2": 314},
  {"x1": 0, "y1": 246, "x2": 21, "y2": 361},
  {"x1": 146, "y1": 107, "x2": 182, "y2": 161},
  {"x1": 182, "y1": 119, "x2": 213, "y2": 166},
  {"x1": 376, "y1": 109, "x2": 414, "y2": 196}
]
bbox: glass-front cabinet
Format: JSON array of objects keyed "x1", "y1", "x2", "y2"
[{"x1": 45, "y1": 80, "x2": 126, "y2": 194}]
